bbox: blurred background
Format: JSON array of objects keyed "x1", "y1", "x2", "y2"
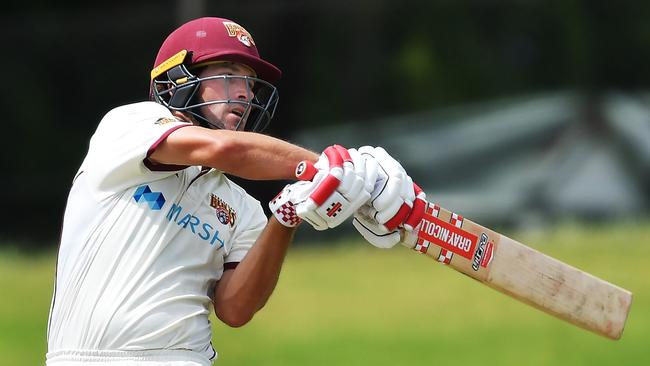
[
  {"x1": 3, "y1": 0, "x2": 650, "y2": 244},
  {"x1": 2, "y1": 1, "x2": 649, "y2": 365}
]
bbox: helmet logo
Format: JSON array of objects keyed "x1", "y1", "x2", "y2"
[{"x1": 223, "y1": 21, "x2": 256, "y2": 47}]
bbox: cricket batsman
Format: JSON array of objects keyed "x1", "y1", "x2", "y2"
[{"x1": 46, "y1": 17, "x2": 424, "y2": 365}]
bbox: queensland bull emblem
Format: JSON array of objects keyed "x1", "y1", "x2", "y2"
[
  {"x1": 223, "y1": 21, "x2": 256, "y2": 47},
  {"x1": 210, "y1": 194, "x2": 237, "y2": 227}
]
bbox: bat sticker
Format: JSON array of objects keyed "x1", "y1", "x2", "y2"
[
  {"x1": 472, "y1": 233, "x2": 489, "y2": 271},
  {"x1": 481, "y1": 240, "x2": 494, "y2": 268},
  {"x1": 418, "y1": 212, "x2": 478, "y2": 260}
]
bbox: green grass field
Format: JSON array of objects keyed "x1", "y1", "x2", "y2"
[{"x1": 1, "y1": 221, "x2": 648, "y2": 365}]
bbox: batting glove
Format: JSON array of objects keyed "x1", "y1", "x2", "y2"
[
  {"x1": 297, "y1": 145, "x2": 372, "y2": 230},
  {"x1": 352, "y1": 183, "x2": 425, "y2": 248},
  {"x1": 269, "y1": 181, "x2": 313, "y2": 227},
  {"x1": 288, "y1": 145, "x2": 373, "y2": 230},
  {"x1": 351, "y1": 146, "x2": 426, "y2": 248}
]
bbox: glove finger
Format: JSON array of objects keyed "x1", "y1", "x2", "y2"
[
  {"x1": 333, "y1": 144, "x2": 351, "y2": 159},
  {"x1": 401, "y1": 175, "x2": 416, "y2": 206},
  {"x1": 347, "y1": 148, "x2": 366, "y2": 182},
  {"x1": 337, "y1": 161, "x2": 356, "y2": 195},
  {"x1": 353, "y1": 213, "x2": 391, "y2": 235},
  {"x1": 308, "y1": 145, "x2": 346, "y2": 206},
  {"x1": 352, "y1": 216, "x2": 401, "y2": 249},
  {"x1": 347, "y1": 189, "x2": 371, "y2": 213},
  {"x1": 342, "y1": 176, "x2": 365, "y2": 201},
  {"x1": 357, "y1": 204, "x2": 377, "y2": 219},
  {"x1": 372, "y1": 177, "x2": 403, "y2": 211},
  {"x1": 335, "y1": 145, "x2": 354, "y2": 188},
  {"x1": 313, "y1": 151, "x2": 328, "y2": 171},
  {"x1": 383, "y1": 202, "x2": 412, "y2": 231},
  {"x1": 369, "y1": 166, "x2": 387, "y2": 201},
  {"x1": 310, "y1": 169, "x2": 327, "y2": 187},
  {"x1": 343, "y1": 148, "x2": 372, "y2": 199},
  {"x1": 373, "y1": 147, "x2": 405, "y2": 172},
  {"x1": 296, "y1": 204, "x2": 328, "y2": 230},
  {"x1": 362, "y1": 156, "x2": 380, "y2": 194},
  {"x1": 357, "y1": 145, "x2": 375, "y2": 156},
  {"x1": 374, "y1": 197, "x2": 404, "y2": 224},
  {"x1": 323, "y1": 145, "x2": 345, "y2": 177},
  {"x1": 289, "y1": 178, "x2": 321, "y2": 207},
  {"x1": 347, "y1": 147, "x2": 360, "y2": 155}
]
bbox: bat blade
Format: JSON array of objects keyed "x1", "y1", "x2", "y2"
[{"x1": 402, "y1": 201, "x2": 633, "y2": 340}]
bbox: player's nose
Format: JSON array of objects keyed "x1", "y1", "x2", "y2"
[{"x1": 230, "y1": 79, "x2": 253, "y2": 101}]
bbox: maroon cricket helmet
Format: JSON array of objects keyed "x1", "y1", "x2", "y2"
[
  {"x1": 149, "y1": 17, "x2": 281, "y2": 132},
  {"x1": 152, "y1": 17, "x2": 281, "y2": 82}
]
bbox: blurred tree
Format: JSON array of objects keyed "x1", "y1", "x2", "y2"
[{"x1": 3, "y1": 0, "x2": 650, "y2": 244}]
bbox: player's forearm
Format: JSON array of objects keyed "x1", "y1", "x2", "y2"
[
  {"x1": 151, "y1": 126, "x2": 318, "y2": 180},
  {"x1": 212, "y1": 217, "x2": 294, "y2": 327},
  {"x1": 209, "y1": 130, "x2": 318, "y2": 179}
]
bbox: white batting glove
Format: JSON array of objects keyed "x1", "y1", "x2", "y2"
[
  {"x1": 351, "y1": 146, "x2": 427, "y2": 248},
  {"x1": 288, "y1": 145, "x2": 373, "y2": 230},
  {"x1": 358, "y1": 146, "x2": 414, "y2": 228},
  {"x1": 269, "y1": 180, "x2": 315, "y2": 227},
  {"x1": 270, "y1": 147, "x2": 336, "y2": 228},
  {"x1": 348, "y1": 147, "x2": 380, "y2": 200}
]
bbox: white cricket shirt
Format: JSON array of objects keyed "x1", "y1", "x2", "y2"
[{"x1": 46, "y1": 102, "x2": 267, "y2": 364}]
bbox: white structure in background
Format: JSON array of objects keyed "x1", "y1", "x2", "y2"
[{"x1": 293, "y1": 92, "x2": 650, "y2": 230}]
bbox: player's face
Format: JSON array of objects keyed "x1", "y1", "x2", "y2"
[{"x1": 196, "y1": 63, "x2": 256, "y2": 130}]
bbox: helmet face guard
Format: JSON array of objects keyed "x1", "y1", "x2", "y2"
[{"x1": 151, "y1": 51, "x2": 279, "y2": 132}]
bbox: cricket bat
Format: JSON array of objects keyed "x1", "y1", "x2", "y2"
[
  {"x1": 294, "y1": 155, "x2": 632, "y2": 340},
  {"x1": 400, "y1": 200, "x2": 632, "y2": 340}
]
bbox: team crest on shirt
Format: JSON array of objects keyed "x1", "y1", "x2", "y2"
[
  {"x1": 210, "y1": 194, "x2": 237, "y2": 227},
  {"x1": 155, "y1": 117, "x2": 176, "y2": 125},
  {"x1": 223, "y1": 21, "x2": 255, "y2": 47}
]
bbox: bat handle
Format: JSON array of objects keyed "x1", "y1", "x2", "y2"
[
  {"x1": 399, "y1": 229, "x2": 418, "y2": 249},
  {"x1": 295, "y1": 160, "x2": 318, "y2": 181}
]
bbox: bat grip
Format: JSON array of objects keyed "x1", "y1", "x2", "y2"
[{"x1": 295, "y1": 160, "x2": 318, "y2": 181}]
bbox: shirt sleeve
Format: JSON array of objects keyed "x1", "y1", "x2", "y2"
[
  {"x1": 82, "y1": 102, "x2": 192, "y2": 196},
  {"x1": 224, "y1": 195, "x2": 268, "y2": 264}
]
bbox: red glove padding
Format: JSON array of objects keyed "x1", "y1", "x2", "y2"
[{"x1": 403, "y1": 183, "x2": 427, "y2": 231}]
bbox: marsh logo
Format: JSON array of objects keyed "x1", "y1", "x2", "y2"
[
  {"x1": 133, "y1": 185, "x2": 166, "y2": 210},
  {"x1": 166, "y1": 203, "x2": 225, "y2": 249}
]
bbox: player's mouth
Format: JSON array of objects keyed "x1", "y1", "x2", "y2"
[{"x1": 230, "y1": 107, "x2": 245, "y2": 118}]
